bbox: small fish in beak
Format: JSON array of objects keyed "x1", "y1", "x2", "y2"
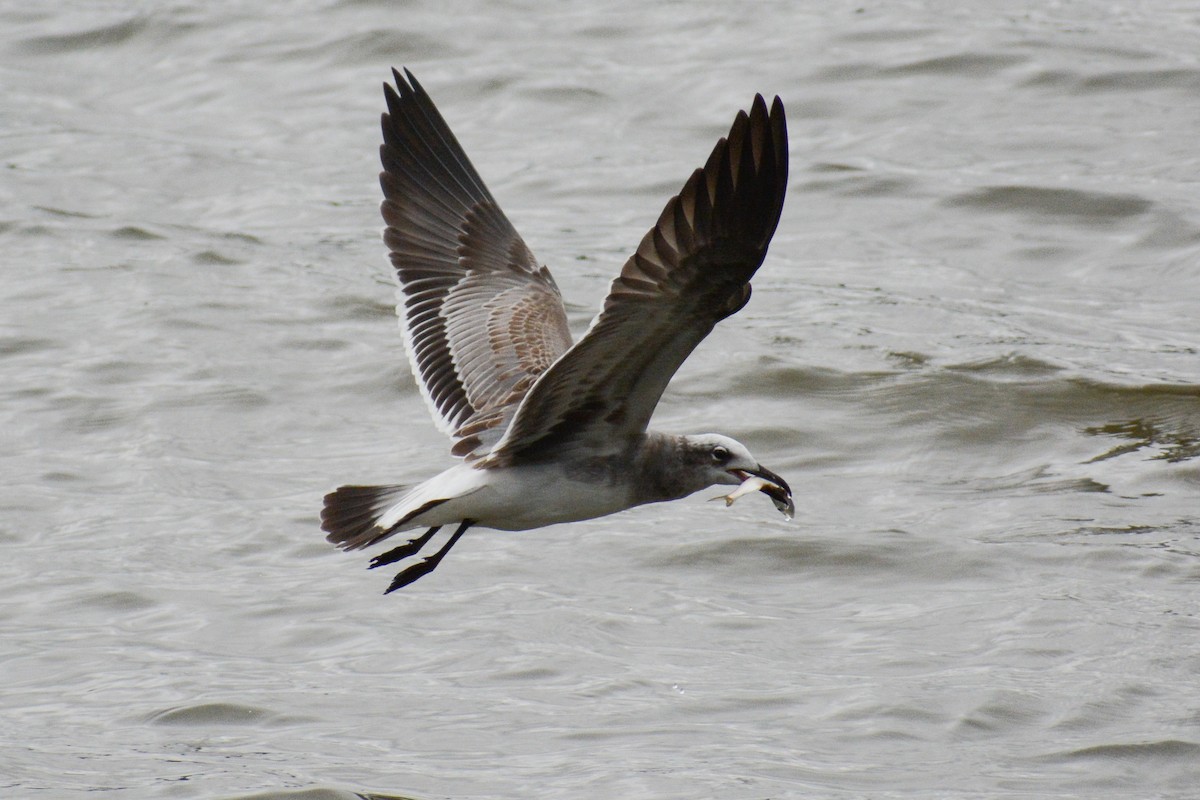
[
  {"x1": 711, "y1": 465, "x2": 795, "y2": 521},
  {"x1": 712, "y1": 476, "x2": 770, "y2": 506}
]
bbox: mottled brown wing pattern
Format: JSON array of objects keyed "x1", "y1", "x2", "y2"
[
  {"x1": 485, "y1": 94, "x2": 788, "y2": 464},
  {"x1": 380, "y1": 69, "x2": 573, "y2": 458}
]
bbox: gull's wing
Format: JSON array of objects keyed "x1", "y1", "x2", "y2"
[
  {"x1": 484, "y1": 94, "x2": 788, "y2": 464},
  {"x1": 379, "y1": 69, "x2": 573, "y2": 459}
]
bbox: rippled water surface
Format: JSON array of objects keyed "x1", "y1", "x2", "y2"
[{"x1": 4, "y1": 1, "x2": 1200, "y2": 798}]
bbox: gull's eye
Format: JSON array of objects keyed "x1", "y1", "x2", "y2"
[{"x1": 711, "y1": 445, "x2": 731, "y2": 463}]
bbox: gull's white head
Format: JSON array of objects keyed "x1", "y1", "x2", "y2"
[{"x1": 680, "y1": 433, "x2": 795, "y2": 519}]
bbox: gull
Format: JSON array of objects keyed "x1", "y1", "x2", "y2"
[{"x1": 322, "y1": 68, "x2": 793, "y2": 593}]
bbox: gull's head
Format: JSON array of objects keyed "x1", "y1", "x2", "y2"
[{"x1": 681, "y1": 433, "x2": 795, "y2": 519}]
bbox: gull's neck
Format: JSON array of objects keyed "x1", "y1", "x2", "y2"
[{"x1": 630, "y1": 432, "x2": 704, "y2": 505}]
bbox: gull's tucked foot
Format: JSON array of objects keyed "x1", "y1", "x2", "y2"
[
  {"x1": 369, "y1": 526, "x2": 441, "y2": 569},
  {"x1": 384, "y1": 520, "x2": 474, "y2": 593}
]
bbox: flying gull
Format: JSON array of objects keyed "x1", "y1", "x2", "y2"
[{"x1": 322, "y1": 69, "x2": 792, "y2": 593}]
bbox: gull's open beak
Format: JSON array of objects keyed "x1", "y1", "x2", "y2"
[{"x1": 732, "y1": 465, "x2": 795, "y2": 521}]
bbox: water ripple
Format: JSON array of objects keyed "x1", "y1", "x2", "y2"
[{"x1": 944, "y1": 185, "x2": 1154, "y2": 222}]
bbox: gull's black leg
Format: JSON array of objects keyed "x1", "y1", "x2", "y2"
[
  {"x1": 384, "y1": 519, "x2": 474, "y2": 594},
  {"x1": 369, "y1": 527, "x2": 440, "y2": 569}
]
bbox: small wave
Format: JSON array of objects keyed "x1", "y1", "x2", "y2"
[
  {"x1": 943, "y1": 185, "x2": 1153, "y2": 223},
  {"x1": 0, "y1": 335, "x2": 58, "y2": 357},
  {"x1": 800, "y1": 171, "x2": 918, "y2": 199},
  {"x1": 1019, "y1": 67, "x2": 1200, "y2": 95},
  {"x1": 110, "y1": 226, "x2": 165, "y2": 241},
  {"x1": 649, "y1": 533, "x2": 1000, "y2": 584},
  {"x1": 814, "y1": 52, "x2": 1026, "y2": 81},
  {"x1": 221, "y1": 788, "x2": 421, "y2": 800},
  {"x1": 18, "y1": 17, "x2": 149, "y2": 54},
  {"x1": 1080, "y1": 69, "x2": 1200, "y2": 94},
  {"x1": 1041, "y1": 738, "x2": 1200, "y2": 762},
  {"x1": 146, "y1": 701, "x2": 307, "y2": 727},
  {"x1": 883, "y1": 52, "x2": 1027, "y2": 78},
  {"x1": 264, "y1": 29, "x2": 455, "y2": 67}
]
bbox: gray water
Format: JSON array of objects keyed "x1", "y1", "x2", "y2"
[{"x1": 3, "y1": 1, "x2": 1200, "y2": 798}]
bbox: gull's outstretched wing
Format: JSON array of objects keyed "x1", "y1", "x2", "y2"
[
  {"x1": 484, "y1": 94, "x2": 788, "y2": 464},
  {"x1": 380, "y1": 68, "x2": 573, "y2": 459}
]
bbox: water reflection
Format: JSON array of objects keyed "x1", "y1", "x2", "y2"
[{"x1": 1086, "y1": 418, "x2": 1200, "y2": 464}]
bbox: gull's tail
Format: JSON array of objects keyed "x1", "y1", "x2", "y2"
[{"x1": 321, "y1": 485, "x2": 411, "y2": 550}]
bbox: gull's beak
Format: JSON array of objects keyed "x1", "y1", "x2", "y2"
[{"x1": 733, "y1": 465, "x2": 795, "y2": 521}]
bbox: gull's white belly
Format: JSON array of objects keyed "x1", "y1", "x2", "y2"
[{"x1": 415, "y1": 463, "x2": 637, "y2": 531}]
